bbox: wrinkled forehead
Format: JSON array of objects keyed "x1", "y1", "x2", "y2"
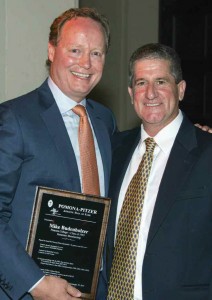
[
  {"x1": 132, "y1": 58, "x2": 172, "y2": 76},
  {"x1": 134, "y1": 57, "x2": 171, "y2": 69}
]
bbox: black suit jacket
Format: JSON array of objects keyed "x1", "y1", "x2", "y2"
[
  {"x1": 0, "y1": 80, "x2": 117, "y2": 299},
  {"x1": 102, "y1": 115, "x2": 212, "y2": 300}
]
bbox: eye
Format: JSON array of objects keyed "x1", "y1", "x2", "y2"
[
  {"x1": 135, "y1": 80, "x2": 146, "y2": 86},
  {"x1": 69, "y1": 48, "x2": 80, "y2": 54},
  {"x1": 156, "y1": 79, "x2": 166, "y2": 85},
  {"x1": 92, "y1": 51, "x2": 102, "y2": 57}
]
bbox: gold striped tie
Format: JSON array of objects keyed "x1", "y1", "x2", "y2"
[
  {"x1": 72, "y1": 105, "x2": 100, "y2": 196},
  {"x1": 108, "y1": 137, "x2": 156, "y2": 299}
]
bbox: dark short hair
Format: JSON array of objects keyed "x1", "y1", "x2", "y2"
[
  {"x1": 128, "y1": 43, "x2": 183, "y2": 87},
  {"x1": 46, "y1": 7, "x2": 110, "y2": 67}
]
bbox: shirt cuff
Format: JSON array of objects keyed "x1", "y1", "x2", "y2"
[{"x1": 28, "y1": 276, "x2": 45, "y2": 292}]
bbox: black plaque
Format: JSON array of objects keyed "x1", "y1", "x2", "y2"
[{"x1": 26, "y1": 186, "x2": 110, "y2": 299}]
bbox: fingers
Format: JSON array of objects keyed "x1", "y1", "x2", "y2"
[
  {"x1": 30, "y1": 275, "x2": 81, "y2": 299},
  {"x1": 67, "y1": 284, "x2": 81, "y2": 298},
  {"x1": 201, "y1": 125, "x2": 211, "y2": 131},
  {"x1": 194, "y1": 123, "x2": 212, "y2": 133},
  {"x1": 194, "y1": 123, "x2": 202, "y2": 129}
]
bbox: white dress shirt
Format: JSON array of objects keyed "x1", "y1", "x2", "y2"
[
  {"x1": 48, "y1": 77, "x2": 105, "y2": 197},
  {"x1": 115, "y1": 111, "x2": 183, "y2": 299}
]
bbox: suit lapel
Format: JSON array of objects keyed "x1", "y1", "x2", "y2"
[
  {"x1": 147, "y1": 117, "x2": 199, "y2": 247},
  {"x1": 38, "y1": 81, "x2": 81, "y2": 191}
]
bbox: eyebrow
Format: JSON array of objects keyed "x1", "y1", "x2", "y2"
[
  {"x1": 135, "y1": 76, "x2": 171, "y2": 82},
  {"x1": 134, "y1": 77, "x2": 145, "y2": 83}
]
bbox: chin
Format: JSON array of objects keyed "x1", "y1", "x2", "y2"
[{"x1": 143, "y1": 114, "x2": 163, "y2": 124}]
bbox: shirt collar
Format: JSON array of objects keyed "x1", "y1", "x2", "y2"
[
  {"x1": 140, "y1": 110, "x2": 183, "y2": 154},
  {"x1": 48, "y1": 77, "x2": 86, "y2": 115}
]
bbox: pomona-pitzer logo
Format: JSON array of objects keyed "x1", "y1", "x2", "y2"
[
  {"x1": 50, "y1": 208, "x2": 59, "y2": 215},
  {"x1": 47, "y1": 199, "x2": 59, "y2": 215},
  {"x1": 48, "y1": 199, "x2": 53, "y2": 207}
]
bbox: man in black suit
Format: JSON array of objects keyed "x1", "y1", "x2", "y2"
[
  {"x1": 103, "y1": 43, "x2": 212, "y2": 299},
  {"x1": 0, "y1": 7, "x2": 116, "y2": 300}
]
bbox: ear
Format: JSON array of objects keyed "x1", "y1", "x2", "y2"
[
  {"x1": 48, "y1": 42, "x2": 56, "y2": 63},
  {"x1": 178, "y1": 80, "x2": 186, "y2": 101},
  {"x1": 128, "y1": 87, "x2": 134, "y2": 104}
]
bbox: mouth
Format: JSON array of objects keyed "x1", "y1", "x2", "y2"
[
  {"x1": 145, "y1": 103, "x2": 161, "y2": 107},
  {"x1": 71, "y1": 71, "x2": 91, "y2": 79}
]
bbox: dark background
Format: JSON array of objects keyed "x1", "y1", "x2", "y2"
[{"x1": 159, "y1": 0, "x2": 212, "y2": 126}]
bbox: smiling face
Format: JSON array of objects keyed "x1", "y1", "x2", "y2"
[
  {"x1": 48, "y1": 17, "x2": 106, "y2": 102},
  {"x1": 128, "y1": 58, "x2": 186, "y2": 136}
]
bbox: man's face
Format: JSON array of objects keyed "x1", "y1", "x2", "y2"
[
  {"x1": 48, "y1": 17, "x2": 106, "y2": 102},
  {"x1": 128, "y1": 58, "x2": 186, "y2": 135}
]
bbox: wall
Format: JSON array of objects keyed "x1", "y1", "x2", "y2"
[
  {"x1": 79, "y1": 0, "x2": 159, "y2": 130},
  {"x1": 0, "y1": 0, "x2": 78, "y2": 102}
]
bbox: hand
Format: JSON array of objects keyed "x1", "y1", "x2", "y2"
[
  {"x1": 30, "y1": 276, "x2": 81, "y2": 300},
  {"x1": 195, "y1": 123, "x2": 212, "y2": 133}
]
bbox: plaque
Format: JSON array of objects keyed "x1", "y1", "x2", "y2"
[{"x1": 26, "y1": 186, "x2": 111, "y2": 299}]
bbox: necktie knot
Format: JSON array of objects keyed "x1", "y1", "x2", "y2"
[
  {"x1": 72, "y1": 105, "x2": 87, "y2": 117},
  {"x1": 145, "y1": 137, "x2": 156, "y2": 154}
]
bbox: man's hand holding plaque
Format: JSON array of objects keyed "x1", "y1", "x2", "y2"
[{"x1": 30, "y1": 275, "x2": 81, "y2": 299}]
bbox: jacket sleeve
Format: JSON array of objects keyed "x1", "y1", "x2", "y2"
[{"x1": 0, "y1": 103, "x2": 43, "y2": 299}]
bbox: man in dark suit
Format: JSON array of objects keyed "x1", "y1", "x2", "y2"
[
  {"x1": 0, "y1": 8, "x2": 116, "y2": 300},
  {"x1": 103, "y1": 43, "x2": 212, "y2": 299}
]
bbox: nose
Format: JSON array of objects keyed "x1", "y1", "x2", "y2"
[
  {"x1": 146, "y1": 83, "x2": 157, "y2": 100},
  {"x1": 79, "y1": 53, "x2": 91, "y2": 69}
]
